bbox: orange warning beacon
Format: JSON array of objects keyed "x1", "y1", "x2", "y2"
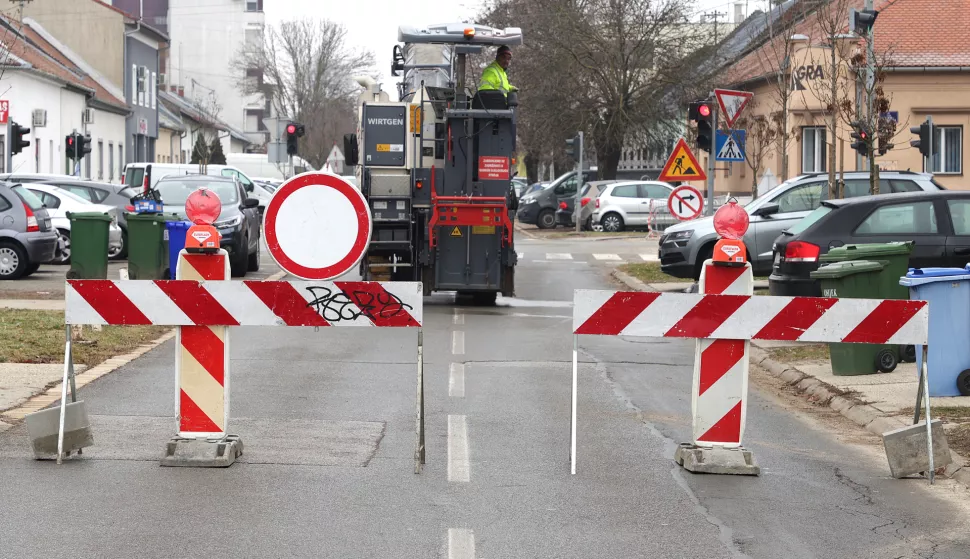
[
  {"x1": 184, "y1": 187, "x2": 222, "y2": 253},
  {"x1": 712, "y1": 199, "x2": 749, "y2": 266}
]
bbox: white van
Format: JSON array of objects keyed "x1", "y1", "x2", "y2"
[
  {"x1": 225, "y1": 153, "x2": 315, "y2": 181},
  {"x1": 122, "y1": 162, "x2": 274, "y2": 214}
]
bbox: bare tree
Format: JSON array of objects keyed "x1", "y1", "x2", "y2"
[
  {"x1": 735, "y1": 106, "x2": 777, "y2": 193},
  {"x1": 188, "y1": 91, "x2": 224, "y2": 173},
  {"x1": 233, "y1": 18, "x2": 375, "y2": 168}
]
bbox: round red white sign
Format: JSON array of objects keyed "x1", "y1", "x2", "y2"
[
  {"x1": 263, "y1": 172, "x2": 371, "y2": 280},
  {"x1": 667, "y1": 185, "x2": 704, "y2": 221}
]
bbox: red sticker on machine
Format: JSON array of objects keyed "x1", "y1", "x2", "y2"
[{"x1": 478, "y1": 156, "x2": 510, "y2": 180}]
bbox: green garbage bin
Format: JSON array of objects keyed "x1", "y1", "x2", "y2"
[
  {"x1": 819, "y1": 241, "x2": 914, "y2": 300},
  {"x1": 811, "y1": 260, "x2": 900, "y2": 375},
  {"x1": 65, "y1": 211, "x2": 112, "y2": 279},
  {"x1": 126, "y1": 213, "x2": 171, "y2": 280}
]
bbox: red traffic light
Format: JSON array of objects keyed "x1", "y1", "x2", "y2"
[
  {"x1": 287, "y1": 124, "x2": 296, "y2": 134},
  {"x1": 698, "y1": 104, "x2": 711, "y2": 118},
  {"x1": 67, "y1": 137, "x2": 73, "y2": 145}
]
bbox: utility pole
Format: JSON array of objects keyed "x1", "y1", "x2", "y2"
[
  {"x1": 864, "y1": 0, "x2": 878, "y2": 192},
  {"x1": 575, "y1": 132, "x2": 583, "y2": 233}
]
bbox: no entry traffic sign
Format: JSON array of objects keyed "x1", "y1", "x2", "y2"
[
  {"x1": 667, "y1": 185, "x2": 704, "y2": 221},
  {"x1": 263, "y1": 172, "x2": 372, "y2": 280}
]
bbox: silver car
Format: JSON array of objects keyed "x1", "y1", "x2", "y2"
[
  {"x1": 590, "y1": 180, "x2": 676, "y2": 232},
  {"x1": 0, "y1": 182, "x2": 58, "y2": 279},
  {"x1": 658, "y1": 171, "x2": 946, "y2": 280}
]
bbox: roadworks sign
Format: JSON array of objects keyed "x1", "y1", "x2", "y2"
[
  {"x1": 659, "y1": 138, "x2": 707, "y2": 182},
  {"x1": 451, "y1": 226, "x2": 462, "y2": 237}
]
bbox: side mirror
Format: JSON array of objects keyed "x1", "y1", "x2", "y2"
[
  {"x1": 344, "y1": 133, "x2": 359, "y2": 166},
  {"x1": 243, "y1": 198, "x2": 259, "y2": 209},
  {"x1": 753, "y1": 203, "x2": 780, "y2": 217}
]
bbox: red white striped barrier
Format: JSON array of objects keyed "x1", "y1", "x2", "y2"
[
  {"x1": 65, "y1": 280, "x2": 424, "y2": 327},
  {"x1": 569, "y1": 286, "x2": 929, "y2": 474}
]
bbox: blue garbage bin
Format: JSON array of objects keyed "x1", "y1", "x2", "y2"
[
  {"x1": 900, "y1": 266, "x2": 970, "y2": 396},
  {"x1": 165, "y1": 221, "x2": 192, "y2": 279}
]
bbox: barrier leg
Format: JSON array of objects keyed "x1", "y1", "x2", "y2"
[
  {"x1": 674, "y1": 260, "x2": 760, "y2": 475},
  {"x1": 923, "y1": 346, "x2": 935, "y2": 485},
  {"x1": 415, "y1": 329, "x2": 425, "y2": 474},
  {"x1": 571, "y1": 334, "x2": 578, "y2": 475},
  {"x1": 161, "y1": 249, "x2": 242, "y2": 468},
  {"x1": 56, "y1": 329, "x2": 71, "y2": 464}
]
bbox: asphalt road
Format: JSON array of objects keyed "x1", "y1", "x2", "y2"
[{"x1": 1, "y1": 234, "x2": 969, "y2": 558}]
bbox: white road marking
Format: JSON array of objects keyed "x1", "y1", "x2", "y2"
[
  {"x1": 448, "y1": 528, "x2": 476, "y2": 559},
  {"x1": 448, "y1": 415, "x2": 471, "y2": 482},
  {"x1": 546, "y1": 253, "x2": 573, "y2": 260},
  {"x1": 452, "y1": 331, "x2": 465, "y2": 355},
  {"x1": 453, "y1": 313, "x2": 464, "y2": 325},
  {"x1": 593, "y1": 253, "x2": 622, "y2": 261},
  {"x1": 449, "y1": 363, "x2": 465, "y2": 397},
  {"x1": 533, "y1": 260, "x2": 588, "y2": 265},
  {"x1": 639, "y1": 253, "x2": 660, "y2": 262},
  {"x1": 517, "y1": 251, "x2": 525, "y2": 259}
]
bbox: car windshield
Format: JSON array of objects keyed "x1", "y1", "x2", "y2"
[
  {"x1": 43, "y1": 186, "x2": 91, "y2": 205},
  {"x1": 11, "y1": 185, "x2": 44, "y2": 210},
  {"x1": 785, "y1": 205, "x2": 833, "y2": 235},
  {"x1": 156, "y1": 180, "x2": 238, "y2": 205}
]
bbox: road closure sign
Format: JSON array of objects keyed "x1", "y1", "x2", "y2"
[
  {"x1": 263, "y1": 172, "x2": 372, "y2": 280},
  {"x1": 667, "y1": 185, "x2": 704, "y2": 221}
]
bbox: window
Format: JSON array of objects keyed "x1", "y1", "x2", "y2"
[
  {"x1": 98, "y1": 140, "x2": 104, "y2": 180},
  {"x1": 843, "y1": 178, "x2": 921, "y2": 198},
  {"x1": 246, "y1": 0, "x2": 263, "y2": 11},
  {"x1": 245, "y1": 29, "x2": 262, "y2": 52},
  {"x1": 61, "y1": 185, "x2": 95, "y2": 202},
  {"x1": 108, "y1": 143, "x2": 114, "y2": 181},
  {"x1": 48, "y1": 139, "x2": 53, "y2": 173},
  {"x1": 801, "y1": 127, "x2": 826, "y2": 174},
  {"x1": 554, "y1": 176, "x2": 578, "y2": 196},
  {"x1": 930, "y1": 126, "x2": 962, "y2": 174},
  {"x1": 118, "y1": 146, "x2": 123, "y2": 177},
  {"x1": 151, "y1": 72, "x2": 157, "y2": 109},
  {"x1": 0, "y1": 194, "x2": 11, "y2": 212},
  {"x1": 611, "y1": 184, "x2": 638, "y2": 198},
  {"x1": 948, "y1": 200, "x2": 970, "y2": 236},
  {"x1": 855, "y1": 201, "x2": 938, "y2": 235},
  {"x1": 773, "y1": 181, "x2": 824, "y2": 213},
  {"x1": 787, "y1": 206, "x2": 833, "y2": 236},
  {"x1": 36, "y1": 191, "x2": 60, "y2": 209},
  {"x1": 640, "y1": 184, "x2": 671, "y2": 199}
]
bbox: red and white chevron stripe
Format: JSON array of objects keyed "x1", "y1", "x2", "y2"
[
  {"x1": 65, "y1": 280, "x2": 424, "y2": 327},
  {"x1": 572, "y1": 291, "x2": 928, "y2": 345},
  {"x1": 693, "y1": 262, "x2": 751, "y2": 447}
]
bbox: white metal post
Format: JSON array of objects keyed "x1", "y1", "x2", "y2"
[
  {"x1": 571, "y1": 335, "x2": 579, "y2": 475},
  {"x1": 922, "y1": 346, "x2": 935, "y2": 484}
]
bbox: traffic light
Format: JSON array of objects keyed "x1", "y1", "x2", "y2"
[
  {"x1": 849, "y1": 8, "x2": 878, "y2": 35},
  {"x1": 11, "y1": 121, "x2": 30, "y2": 155},
  {"x1": 78, "y1": 133, "x2": 92, "y2": 158},
  {"x1": 285, "y1": 122, "x2": 305, "y2": 156},
  {"x1": 850, "y1": 120, "x2": 870, "y2": 157},
  {"x1": 65, "y1": 133, "x2": 77, "y2": 160},
  {"x1": 910, "y1": 119, "x2": 934, "y2": 158},
  {"x1": 565, "y1": 134, "x2": 579, "y2": 159},
  {"x1": 689, "y1": 101, "x2": 714, "y2": 153}
]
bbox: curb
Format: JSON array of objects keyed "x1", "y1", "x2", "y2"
[
  {"x1": 0, "y1": 329, "x2": 177, "y2": 423},
  {"x1": 513, "y1": 223, "x2": 540, "y2": 240},
  {"x1": 610, "y1": 268, "x2": 970, "y2": 489}
]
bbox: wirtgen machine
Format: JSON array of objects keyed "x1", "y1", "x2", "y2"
[{"x1": 343, "y1": 23, "x2": 522, "y2": 305}]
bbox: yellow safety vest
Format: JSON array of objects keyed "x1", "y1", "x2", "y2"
[{"x1": 479, "y1": 61, "x2": 516, "y2": 96}]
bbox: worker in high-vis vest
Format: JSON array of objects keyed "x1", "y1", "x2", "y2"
[{"x1": 479, "y1": 46, "x2": 517, "y2": 97}]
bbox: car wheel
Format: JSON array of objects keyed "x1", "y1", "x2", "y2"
[
  {"x1": 53, "y1": 229, "x2": 71, "y2": 265},
  {"x1": 958, "y1": 369, "x2": 970, "y2": 397},
  {"x1": 583, "y1": 216, "x2": 592, "y2": 231},
  {"x1": 23, "y1": 262, "x2": 40, "y2": 277},
  {"x1": 601, "y1": 213, "x2": 624, "y2": 232},
  {"x1": 230, "y1": 238, "x2": 248, "y2": 277},
  {"x1": 0, "y1": 241, "x2": 27, "y2": 279},
  {"x1": 248, "y1": 237, "x2": 261, "y2": 272},
  {"x1": 875, "y1": 348, "x2": 898, "y2": 373},
  {"x1": 112, "y1": 228, "x2": 129, "y2": 260},
  {"x1": 536, "y1": 209, "x2": 556, "y2": 229}
]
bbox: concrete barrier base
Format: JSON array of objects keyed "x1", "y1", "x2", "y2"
[
  {"x1": 160, "y1": 435, "x2": 243, "y2": 468},
  {"x1": 674, "y1": 443, "x2": 760, "y2": 475},
  {"x1": 24, "y1": 401, "x2": 93, "y2": 460},
  {"x1": 881, "y1": 419, "x2": 952, "y2": 479}
]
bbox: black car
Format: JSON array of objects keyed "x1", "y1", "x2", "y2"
[
  {"x1": 769, "y1": 190, "x2": 970, "y2": 296},
  {"x1": 517, "y1": 170, "x2": 597, "y2": 229},
  {"x1": 154, "y1": 175, "x2": 262, "y2": 277}
]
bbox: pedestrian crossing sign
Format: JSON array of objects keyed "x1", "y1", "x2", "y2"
[
  {"x1": 715, "y1": 130, "x2": 746, "y2": 162},
  {"x1": 658, "y1": 138, "x2": 707, "y2": 182}
]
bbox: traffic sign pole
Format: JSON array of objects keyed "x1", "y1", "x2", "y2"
[{"x1": 575, "y1": 131, "x2": 583, "y2": 233}]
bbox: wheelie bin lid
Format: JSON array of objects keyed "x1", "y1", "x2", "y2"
[
  {"x1": 900, "y1": 266, "x2": 970, "y2": 287},
  {"x1": 820, "y1": 241, "x2": 914, "y2": 262},
  {"x1": 810, "y1": 259, "x2": 884, "y2": 280},
  {"x1": 65, "y1": 211, "x2": 112, "y2": 221}
]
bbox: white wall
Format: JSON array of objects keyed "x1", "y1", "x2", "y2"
[
  {"x1": 86, "y1": 110, "x2": 127, "y2": 183},
  {"x1": 4, "y1": 71, "x2": 69, "y2": 175},
  {"x1": 167, "y1": 0, "x2": 264, "y2": 138}
]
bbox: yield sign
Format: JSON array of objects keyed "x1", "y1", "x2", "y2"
[
  {"x1": 714, "y1": 89, "x2": 754, "y2": 128},
  {"x1": 658, "y1": 138, "x2": 707, "y2": 182}
]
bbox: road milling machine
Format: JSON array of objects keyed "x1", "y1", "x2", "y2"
[{"x1": 343, "y1": 23, "x2": 522, "y2": 305}]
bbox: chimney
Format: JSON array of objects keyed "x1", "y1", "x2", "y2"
[
  {"x1": 734, "y1": 2, "x2": 744, "y2": 23},
  {"x1": 178, "y1": 86, "x2": 184, "y2": 97}
]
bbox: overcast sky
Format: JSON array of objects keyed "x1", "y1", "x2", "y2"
[{"x1": 265, "y1": 0, "x2": 773, "y2": 96}]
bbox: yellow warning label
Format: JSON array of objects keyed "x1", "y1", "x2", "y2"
[
  {"x1": 472, "y1": 226, "x2": 495, "y2": 235},
  {"x1": 451, "y1": 226, "x2": 463, "y2": 237},
  {"x1": 376, "y1": 144, "x2": 390, "y2": 152},
  {"x1": 410, "y1": 105, "x2": 421, "y2": 132},
  {"x1": 658, "y1": 137, "x2": 707, "y2": 181}
]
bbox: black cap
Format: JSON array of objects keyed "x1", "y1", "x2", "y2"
[{"x1": 497, "y1": 45, "x2": 511, "y2": 57}]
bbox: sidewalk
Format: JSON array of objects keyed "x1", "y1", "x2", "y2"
[{"x1": 610, "y1": 268, "x2": 970, "y2": 488}]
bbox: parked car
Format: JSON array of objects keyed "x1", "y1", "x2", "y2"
[
  {"x1": 0, "y1": 175, "x2": 140, "y2": 259},
  {"x1": 24, "y1": 184, "x2": 123, "y2": 265},
  {"x1": 154, "y1": 175, "x2": 262, "y2": 277},
  {"x1": 769, "y1": 189, "x2": 970, "y2": 296},
  {"x1": 0, "y1": 182, "x2": 57, "y2": 279},
  {"x1": 659, "y1": 171, "x2": 945, "y2": 280},
  {"x1": 517, "y1": 170, "x2": 598, "y2": 229},
  {"x1": 556, "y1": 180, "x2": 616, "y2": 229},
  {"x1": 589, "y1": 180, "x2": 676, "y2": 232}
]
